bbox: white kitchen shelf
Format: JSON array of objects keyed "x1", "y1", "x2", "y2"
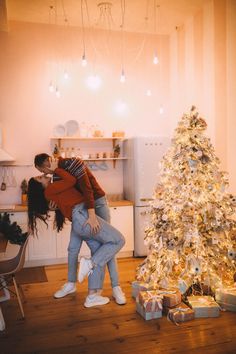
[{"x1": 50, "y1": 136, "x2": 126, "y2": 168}]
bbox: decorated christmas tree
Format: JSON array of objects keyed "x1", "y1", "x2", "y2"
[{"x1": 136, "y1": 106, "x2": 236, "y2": 295}]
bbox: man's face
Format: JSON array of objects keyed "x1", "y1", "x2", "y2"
[{"x1": 36, "y1": 157, "x2": 51, "y2": 175}]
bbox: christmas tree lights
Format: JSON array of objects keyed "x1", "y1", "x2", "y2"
[{"x1": 136, "y1": 106, "x2": 236, "y2": 294}]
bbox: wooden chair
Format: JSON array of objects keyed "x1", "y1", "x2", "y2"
[{"x1": 0, "y1": 235, "x2": 29, "y2": 318}]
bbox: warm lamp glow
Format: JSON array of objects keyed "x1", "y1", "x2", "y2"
[
  {"x1": 55, "y1": 87, "x2": 61, "y2": 98},
  {"x1": 120, "y1": 69, "x2": 126, "y2": 83},
  {"x1": 114, "y1": 100, "x2": 128, "y2": 115},
  {"x1": 86, "y1": 75, "x2": 102, "y2": 90},
  {"x1": 153, "y1": 54, "x2": 159, "y2": 65},
  {"x1": 82, "y1": 54, "x2": 87, "y2": 67},
  {"x1": 49, "y1": 82, "x2": 54, "y2": 93},
  {"x1": 63, "y1": 70, "x2": 69, "y2": 79}
]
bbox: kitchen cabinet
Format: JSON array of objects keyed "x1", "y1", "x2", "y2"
[
  {"x1": 0, "y1": 202, "x2": 134, "y2": 266},
  {"x1": 110, "y1": 205, "x2": 134, "y2": 257},
  {"x1": 28, "y1": 218, "x2": 57, "y2": 263}
]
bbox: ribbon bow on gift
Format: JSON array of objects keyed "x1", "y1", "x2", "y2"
[
  {"x1": 140, "y1": 292, "x2": 163, "y2": 311},
  {"x1": 167, "y1": 307, "x2": 189, "y2": 326}
]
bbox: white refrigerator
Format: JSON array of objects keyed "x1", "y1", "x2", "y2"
[{"x1": 123, "y1": 136, "x2": 170, "y2": 256}]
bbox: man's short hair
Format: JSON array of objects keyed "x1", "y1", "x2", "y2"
[{"x1": 34, "y1": 153, "x2": 50, "y2": 167}]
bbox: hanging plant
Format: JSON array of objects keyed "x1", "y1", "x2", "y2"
[{"x1": 0, "y1": 213, "x2": 28, "y2": 245}]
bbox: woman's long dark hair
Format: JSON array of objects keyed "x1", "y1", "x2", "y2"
[{"x1": 28, "y1": 178, "x2": 65, "y2": 234}]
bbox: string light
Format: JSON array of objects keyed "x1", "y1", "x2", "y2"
[
  {"x1": 153, "y1": 53, "x2": 159, "y2": 64},
  {"x1": 55, "y1": 86, "x2": 61, "y2": 98},
  {"x1": 119, "y1": 0, "x2": 126, "y2": 83},
  {"x1": 81, "y1": 0, "x2": 88, "y2": 67},
  {"x1": 49, "y1": 81, "x2": 54, "y2": 92},
  {"x1": 81, "y1": 53, "x2": 87, "y2": 67},
  {"x1": 63, "y1": 70, "x2": 69, "y2": 79},
  {"x1": 153, "y1": 1, "x2": 160, "y2": 65},
  {"x1": 120, "y1": 68, "x2": 126, "y2": 83}
]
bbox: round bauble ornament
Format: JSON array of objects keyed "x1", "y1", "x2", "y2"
[{"x1": 228, "y1": 249, "x2": 236, "y2": 260}]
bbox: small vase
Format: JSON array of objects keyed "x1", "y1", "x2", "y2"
[
  {"x1": 114, "y1": 152, "x2": 120, "y2": 158},
  {"x1": 21, "y1": 194, "x2": 28, "y2": 206}
]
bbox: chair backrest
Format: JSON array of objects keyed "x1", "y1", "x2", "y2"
[{"x1": 0, "y1": 235, "x2": 30, "y2": 276}]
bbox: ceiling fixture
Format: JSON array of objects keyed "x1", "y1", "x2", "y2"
[
  {"x1": 81, "y1": 0, "x2": 88, "y2": 67},
  {"x1": 153, "y1": 1, "x2": 160, "y2": 65},
  {"x1": 119, "y1": 0, "x2": 126, "y2": 83}
]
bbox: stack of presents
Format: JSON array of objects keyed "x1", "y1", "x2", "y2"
[{"x1": 132, "y1": 281, "x2": 236, "y2": 325}]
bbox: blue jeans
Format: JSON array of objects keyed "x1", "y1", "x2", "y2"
[
  {"x1": 67, "y1": 197, "x2": 125, "y2": 289},
  {"x1": 87, "y1": 197, "x2": 120, "y2": 288}
]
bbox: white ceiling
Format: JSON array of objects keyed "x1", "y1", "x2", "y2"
[{"x1": 4, "y1": 0, "x2": 207, "y2": 34}]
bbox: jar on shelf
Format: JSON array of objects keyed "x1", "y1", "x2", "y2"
[
  {"x1": 53, "y1": 144, "x2": 60, "y2": 158},
  {"x1": 60, "y1": 147, "x2": 65, "y2": 158},
  {"x1": 71, "y1": 147, "x2": 76, "y2": 158},
  {"x1": 80, "y1": 122, "x2": 88, "y2": 137}
]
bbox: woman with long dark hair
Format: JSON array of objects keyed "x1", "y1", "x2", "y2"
[{"x1": 28, "y1": 168, "x2": 125, "y2": 308}]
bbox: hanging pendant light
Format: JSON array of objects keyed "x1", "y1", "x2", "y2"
[
  {"x1": 153, "y1": 53, "x2": 159, "y2": 65},
  {"x1": 55, "y1": 86, "x2": 61, "y2": 98},
  {"x1": 81, "y1": 53, "x2": 87, "y2": 67},
  {"x1": 49, "y1": 81, "x2": 54, "y2": 92},
  {"x1": 120, "y1": 68, "x2": 126, "y2": 83}
]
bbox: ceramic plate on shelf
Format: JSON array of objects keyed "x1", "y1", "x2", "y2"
[
  {"x1": 65, "y1": 120, "x2": 79, "y2": 136},
  {"x1": 53, "y1": 124, "x2": 66, "y2": 137}
]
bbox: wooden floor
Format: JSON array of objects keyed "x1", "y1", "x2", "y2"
[{"x1": 0, "y1": 258, "x2": 236, "y2": 354}]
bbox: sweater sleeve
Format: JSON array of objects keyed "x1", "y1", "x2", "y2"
[
  {"x1": 65, "y1": 158, "x2": 95, "y2": 209},
  {"x1": 45, "y1": 168, "x2": 76, "y2": 198}
]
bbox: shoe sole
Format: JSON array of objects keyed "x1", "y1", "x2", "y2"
[
  {"x1": 84, "y1": 299, "x2": 110, "y2": 308},
  {"x1": 112, "y1": 296, "x2": 127, "y2": 305},
  {"x1": 54, "y1": 288, "x2": 76, "y2": 299}
]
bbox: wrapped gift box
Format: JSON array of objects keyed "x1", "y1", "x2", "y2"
[
  {"x1": 137, "y1": 290, "x2": 163, "y2": 312},
  {"x1": 217, "y1": 302, "x2": 236, "y2": 312},
  {"x1": 136, "y1": 302, "x2": 162, "y2": 321},
  {"x1": 164, "y1": 302, "x2": 195, "y2": 324},
  {"x1": 131, "y1": 281, "x2": 151, "y2": 298},
  {"x1": 188, "y1": 296, "x2": 220, "y2": 318},
  {"x1": 155, "y1": 288, "x2": 182, "y2": 307},
  {"x1": 215, "y1": 287, "x2": 236, "y2": 305}
]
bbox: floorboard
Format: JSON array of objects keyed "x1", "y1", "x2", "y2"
[{"x1": 0, "y1": 258, "x2": 235, "y2": 354}]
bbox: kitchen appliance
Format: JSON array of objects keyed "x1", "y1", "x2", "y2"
[{"x1": 123, "y1": 136, "x2": 170, "y2": 256}]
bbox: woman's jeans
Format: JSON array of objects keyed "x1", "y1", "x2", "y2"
[{"x1": 68, "y1": 197, "x2": 125, "y2": 289}]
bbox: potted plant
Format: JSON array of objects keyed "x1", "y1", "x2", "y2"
[
  {"x1": 113, "y1": 144, "x2": 121, "y2": 158},
  {"x1": 0, "y1": 213, "x2": 28, "y2": 246},
  {"x1": 20, "y1": 179, "x2": 28, "y2": 206}
]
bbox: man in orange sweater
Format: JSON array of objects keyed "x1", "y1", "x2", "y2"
[{"x1": 34, "y1": 153, "x2": 126, "y2": 305}]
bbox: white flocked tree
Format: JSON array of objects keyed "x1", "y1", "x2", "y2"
[{"x1": 136, "y1": 106, "x2": 236, "y2": 294}]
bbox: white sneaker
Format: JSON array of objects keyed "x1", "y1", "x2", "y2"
[
  {"x1": 54, "y1": 282, "x2": 76, "y2": 299},
  {"x1": 112, "y1": 286, "x2": 126, "y2": 305},
  {"x1": 84, "y1": 294, "x2": 110, "y2": 308},
  {"x1": 78, "y1": 258, "x2": 93, "y2": 283}
]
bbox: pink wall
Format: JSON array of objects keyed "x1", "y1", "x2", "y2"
[
  {"x1": 0, "y1": 21, "x2": 170, "y2": 204},
  {"x1": 169, "y1": 0, "x2": 236, "y2": 192}
]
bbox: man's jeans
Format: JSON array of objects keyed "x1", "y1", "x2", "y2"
[{"x1": 68, "y1": 197, "x2": 125, "y2": 289}]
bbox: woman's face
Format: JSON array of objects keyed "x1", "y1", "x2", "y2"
[{"x1": 34, "y1": 175, "x2": 51, "y2": 188}]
